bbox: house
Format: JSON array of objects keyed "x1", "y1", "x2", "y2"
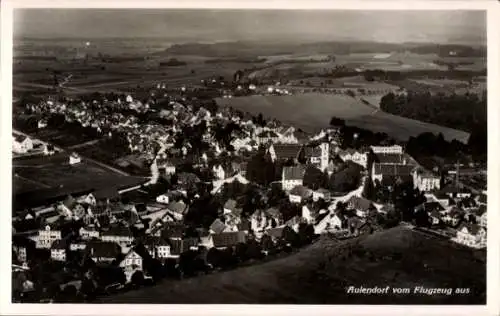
[
  {"x1": 120, "y1": 250, "x2": 144, "y2": 282},
  {"x1": 338, "y1": 149, "x2": 367, "y2": 168},
  {"x1": 32, "y1": 226, "x2": 62, "y2": 249},
  {"x1": 43, "y1": 144, "x2": 56, "y2": 156},
  {"x1": 12, "y1": 135, "x2": 33, "y2": 154},
  {"x1": 250, "y1": 210, "x2": 269, "y2": 234},
  {"x1": 442, "y1": 207, "x2": 464, "y2": 227},
  {"x1": 304, "y1": 143, "x2": 330, "y2": 171},
  {"x1": 263, "y1": 227, "x2": 285, "y2": 243},
  {"x1": 223, "y1": 199, "x2": 242, "y2": 215},
  {"x1": 69, "y1": 241, "x2": 87, "y2": 252},
  {"x1": 69, "y1": 152, "x2": 82, "y2": 165},
  {"x1": 212, "y1": 164, "x2": 226, "y2": 180},
  {"x1": 100, "y1": 226, "x2": 134, "y2": 249},
  {"x1": 38, "y1": 119, "x2": 48, "y2": 129},
  {"x1": 50, "y1": 239, "x2": 67, "y2": 262},
  {"x1": 438, "y1": 185, "x2": 472, "y2": 199},
  {"x1": 156, "y1": 193, "x2": 170, "y2": 204},
  {"x1": 329, "y1": 213, "x2": 347, "y2": 231},
  {"x1": 211, "y1": 231, "x2": 247, "y2": 249},
  {"x1": 210, "y1": 218, "x2": 227, "y2": 234},
  {"x1": 265, "y1": 207, "x2": 283, "y2": 227},
  {"x1": 169, "y1": 237, "x2": 199, "y2": 257},
  {"x1": 429, "y1": 210, "x2": 442, "y2": 226},
  {"x1": 301, "y1": 203, "x2": 321, "y2": 224},
  {"x1": 347, "y1": 196, "x2": 375, "y2": 218},
  {"x1": 415, "y1": 201, "x2": 446, "y2": 216},
  {"x1": 413, "y1": 168, "x2": 441, "y2": 192},
  {"x1": 78, "y1": 193, "x2": 97, "y2": 206},
  {"x1": 475, "y1": 205, "x2": 487, "y2": 228},
  {"x1": 372, "y1": 164, "x2": 415, "y2": 185},
  {"x1": 374, "y1": 153, "x2": 409, "y2": 165},
  {"x1": 289, "y1": 185, "x2": 312, "y2": 204},
  {"x1": 370, "y1": 145, "x2": 403, "y2": 154},
  {"x1": 313, "y1": 188, "x2": 331, "y2": 202},
  {"x1": 267, "y1": 144, "x2": 303, "y2": 163},
  {"x1": 277, "y1": 127, "x2": 299, "y2": 144},
  {"x1": 454, "y1": 223, "x2": 486, "y2": 248},
  {"x1": 285, "y1": 216, "x2": 303, "y2": 233},
  {"x1": 87, "y1": 241, "x2": 122, "y2": 263},
  {"x1": 166, "y1": 200, "x2": 189, "y2": 221},
  {"x1": 79, "y1": 226, "x2": 100, "y2": 240},
  {"x1": 256, "y1": 130, "x2": 280, "y2": 145},
  {"x1": 282, "y1": 165, "x2": 306, "y2": 191}
]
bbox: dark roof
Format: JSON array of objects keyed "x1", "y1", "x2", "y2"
[
  {"x1": 257, "y1": 130, "x2": 279, "y2": 138},
  {"x1": 303, "y1": 145, "x2": 322, "y2": 158},
  {"x1": 87, "y1": 241, "x2": 121, "y2": 258},
  {"x1": 62, "y1": 195, "x2": 76, "y2": 209},
  {"x1": 271, "y1": 144, "x2": 303, "y2": 160},
  {"x1": 51, "y1": 239, "x2": 67, "y2": 250},
  {"x1": 161, "y1": 223, "x2": 187, "y2": 239},
  {"x1": 373, "y1": 164, "x2": 415, "y2": 177},
  {"x1": 289, "y1": 185, "x2": 312, "y2": 198},
  {"x1": 475, "y1": 205, "x2": 487, "y2": 216},
  {"x1": 429, "y1": 209, "x2": 442, "y2": 219},
  {"x1": 448, "y1": 206, "x2": 465, "y2": 217},
  {"x1": 101, "y1": 226, "x2": 133, "y2": 237},
  {"x1": 210, "y1": 218, "x2": 226, "y2": 234},
  {"x1": 265, "y1": 227, "x2": 284, "y2": 239},
  {"x1": 212, "y1": 231, "x2": 247, "y2": 248},
  {"x1": 458, "y1": 223, "x2": 483, "y2": 235},
  {"x1": 143, "y1": 235, "x2": 170, "y2": 247},
  {"x1": 419, "y1": 201, "x2": 445, "y2": 213},
  {"x1": 177, "y1": 172, "x2": 201, "y2": 185},
  {"x1": 93, "y1": 188, "x2": 120, "y2": 201},
  {"x1": 265, "y1": 207, "x2": 281, "y2": 219},
  {"x1": 375, "y1": 153, "x2": 405, "y2": 164},
  {"x1": 283, "y1": 165, "x2": 306, "y2": 181},
  {"x1": 14, "y1": 135, "x2": 28, "y2": 143},
  {"x1": 223, "y1": 199, "x2": 237, "y2": 211},
  {"x1": 167, "y1": 201, "x2": 189, "y2": 215},
  {"x1": 169, "y1": 237, "x2": 199, "y2": 255},
  {"x1": 237, "y1": 218, "x2": 251, "y2": 232},
  {"x1": 348, "y1": 196, "x2": 373, "y2": 211}
]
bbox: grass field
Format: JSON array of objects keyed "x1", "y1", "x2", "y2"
[
  {"x1": 12, "y1": 152, "x2": 145, "y2": 197},
  {"x1": 102, "y1": 226, "x2": 485, "y2": 304},
  {"x1": 216, "y1": 93, "x2": 470, "y2": 143}
]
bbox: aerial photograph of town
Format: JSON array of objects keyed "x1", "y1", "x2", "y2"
[{"x1": 9, "y1": 8, "x2": 487, "y2": 305}]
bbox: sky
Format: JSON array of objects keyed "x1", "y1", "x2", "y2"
[{"x1": 14, "y1": 9, "x2": 486, "y2": 45}]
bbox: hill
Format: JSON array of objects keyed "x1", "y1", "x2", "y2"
[{"x1": 102, "y1": 226, "x2": 485, "y2": 304}]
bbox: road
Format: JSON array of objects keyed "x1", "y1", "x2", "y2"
[{"x1": 12, "y1": 129, "x2": 132, "y2": 177}]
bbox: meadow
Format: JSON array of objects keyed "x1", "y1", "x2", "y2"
[{"x1": 216, "y1": 93, "x2": 470, "y2": 143}]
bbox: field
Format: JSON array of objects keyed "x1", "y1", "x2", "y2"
[
  {"x1": 12, "y1": 152, "x2": 147, "y2": 209},
  {"x1": 216, "y1": 93, "x2": 470, "y2": 143},
  {"x1": 102, "y1": 226, "x2": 486, "y2": 304}
]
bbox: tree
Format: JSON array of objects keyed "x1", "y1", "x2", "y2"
[
  {"x1": 282, "y1": 226, "x2": 300, "y2": 248},
  {"x1": 298, "y1": 223, "x2": 315, "y2": 246},
  {"x1": 329, "y1": 116, "x2": 345, "y2": 128},
  {"x1": 303, "y1": 165, "x2": 327, "y2": 190},
  {"x1": 131, "y1": 270, "x2": 145, "y2": 288}
]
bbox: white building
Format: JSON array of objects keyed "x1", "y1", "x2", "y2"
[
  {"x1": 338, "y1": 149, "x2": 367, "y2": 168},
  {"x1": 79, "y1": 227, "x2": 100, "y2": 240},
  {"x1": 31, "y1": 226, "x2": 62, "y2": 249},
  {"x1": 69, "y1": 152, "x2": 82, "y2": 165},
  {"x1": 370, "y1": 145, "x2": 403, "y2": 155},
  {"x1": 156, "y1": 194, "x2": 170, "y2": 204},
  {"x1": 454, "y1": 223, "x2": 486, "y2": 248},
  {"x1": 12, "y1": 135, "x2": 33, "y2": 154},
  {"x1": 413, "y1": 169, "x2": 441, "y2": 192}
]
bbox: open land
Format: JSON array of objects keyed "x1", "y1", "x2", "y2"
[
  {"x1": 216, "y1": 93, "x2": 471, "y2": 143},
  {"x1": 102, "y1": 226, "x2": 486, "y2": 304}
]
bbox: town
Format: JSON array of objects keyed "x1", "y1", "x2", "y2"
[{"x1": 11, "y1": 77, "x2": 487, "y2": 303}]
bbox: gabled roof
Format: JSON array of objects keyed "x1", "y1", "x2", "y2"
[
  {"x1": 303, "y1": 146, "x2": 322, "y2": 158},
  {"x1": 212, "y1": 231, "x2": 247, "y2": 248},
  {"x1": 421, "y1": 201, "x2": 445, "y2": 213},
  {"x1": 347, "y1": 196, "x2": 373, "y2": 211},
  {"x1": 373, "y1": 164, "x2": 415, "y2": 177},
  {"x1": 289, "y1": 185, "x2": 312, "y2": 199},
  {"x1": 271, "y1": 144, "x2": 303, "y2": 160},
  {"x1": 257, "y1": 130, "x2": 279, "y2": 138},
  {"x1": 210, "y1": 218, "x2": 226, "y2": 234},
  {"x1": 161, "y1": 223, "x2": 187, "y2": 239},
  {"x1": 87, "y1": 241, "x2": 121, "y2": 258},
  {"x1": 375, "y1": 153, "x2": 405, "y2": 164},
  {"x1": 458, "y1": 222, "x2": 484, "y2": 235},
  {"x1": 51, "y1": 239, "x2": 67, "y2": 250},
  {"x1": 283, "y1": 165, "x2": 306, "y2": 181},
  {"x1": 62, "y1": 195, "x2": 76, "y2": 210},
  {"x1": 166, "y1": 201, "x2": 189, "y2": 215},
  {"x1": 223, "y1": 199, "x2": 237, "y2": 211},
  {"x1": 265, "y1": 207, "x2": 281, "y2": 219},
  {"x1": 169, "y1": 237, "x2": 199, "y2": 255},
  {"x1": 265, "y1": 227, "x2": 284, "y2": 239}
]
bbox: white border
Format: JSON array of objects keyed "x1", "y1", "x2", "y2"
[{"x1": 1, "y1": 1, "x2": 499, "y2": 316}]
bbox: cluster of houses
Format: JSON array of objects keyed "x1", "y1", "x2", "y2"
[{"x1": 13, "y1": 82, "x2": 487, "y2": 299}]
